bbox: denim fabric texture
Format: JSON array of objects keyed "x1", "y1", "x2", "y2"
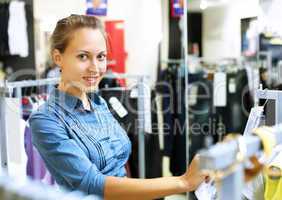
[{"x1": 29, "y1": 88, "x2": 132, "y2": 198}]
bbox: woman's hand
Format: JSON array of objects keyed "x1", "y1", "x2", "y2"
[{"x1": 179, "y1": 155, "x2": 209, "y2": 192}]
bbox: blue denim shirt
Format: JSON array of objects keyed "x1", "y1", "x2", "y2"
[{"x1": 29, "y1": 88, "x2": 132, "y2": 198}]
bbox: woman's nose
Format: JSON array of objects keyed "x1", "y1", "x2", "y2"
[{"x1": 88, "y1": 59, "x2": 100, "y2": 73}]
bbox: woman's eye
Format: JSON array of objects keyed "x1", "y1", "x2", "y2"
[
  {"x1": 78, "y1": 54, "x2": 89, "y2": 61},
  {"x1": 97, "y1": 54, "x2": 106, "y2": 61}
]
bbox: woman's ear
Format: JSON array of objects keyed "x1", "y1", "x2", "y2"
[{"x1": 52, "y1": 49, "x2": 63, "y2": 68}]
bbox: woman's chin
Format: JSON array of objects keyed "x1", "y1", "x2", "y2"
[{"x1": 83, "y1": 84, "x2": 98, "y2": 93}]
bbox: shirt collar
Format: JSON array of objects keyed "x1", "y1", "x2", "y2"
[{"x1": 49, "y1": 87, "x2": 102, "y2": 112}]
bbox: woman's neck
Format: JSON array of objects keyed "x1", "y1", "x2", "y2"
[{"x1": 58, "y1": 81, "x2": 90, "y2": 110}]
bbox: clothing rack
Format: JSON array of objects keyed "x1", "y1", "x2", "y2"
[
  {"x1": 0, "y1": 73, "x2": 150, "y2": 180},
  {"x1": 198, "y1": 129, "x2": 282, "y2": 200},
  {"x1": 198, "y1": 89, "x2": 282, "y2": 200}
]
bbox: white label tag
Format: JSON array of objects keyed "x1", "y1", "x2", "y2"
[
  {"x1": 195, "y1": 181, "x2": 217, "y2": 200},
  {"x1": 109, "y1": 97, "x2": 128, "y2": 118},
  {"x1": 189, "y1": 85, "x2": 198, "y2": 106},
  {"x1": 243, "y1": 106, "x2": 264, "y2": 136},
  {"x1": 130, "y1": 88, "x2": 138, "y2": 98},
  {"x1": 144, "y1": 90, "x2": 152, "y2": 133},
  {"x1": 213, "y1": 72, "x2": 227, "y2": 107},
  {"x1": 228, "y1": 78, "x2": 236, "y2": 94}
]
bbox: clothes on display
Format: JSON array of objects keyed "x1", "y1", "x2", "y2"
[
  {"x1": 159, "y1": 66, "x2": 215, "y2": 176},
  {"x1": 216, "y1": 69, "x2": 253, "y2": 134},
  {"x1": 158, "y1": 65, "x2": 179, "y2": 158},
  {"x1": 8, "y1": 0, "x2": 28, "y2": 57},
  {"x1": 0, "y1": 1, "x2": 28, "y2": 58},
  {"x1": 18, "y1": 93, "x2": 54, "y2": 184},
  {"x1": 24, "y1": 124, "x2": 54, "y2": 185},
  {"x1": 22, "y1": 94, "x2": 47, "y2": 119},
  {"x1": 5, "y1": 98, "x2": 27, "y2": 179},
  {"x1": 158, "y1": 64, "x2": 254, "y2": 176},
  {"x1": 98, "y1": 71, "x2": 121, "y2": 89},
  {"x1": 0, "y1": 2, "x2": 10, "y2": 57},
  {"x1": 2, "y1": 93, "x2": 53, "y2": 185},
  {"x1": 245, "y1": 64, "x2": 260, "y2": 98}
]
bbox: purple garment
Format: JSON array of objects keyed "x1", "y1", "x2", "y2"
[{"x1": 24, "y1": 125, "x2": 54, "y2": 184}]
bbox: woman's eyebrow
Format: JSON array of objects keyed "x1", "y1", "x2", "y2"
[
  {"x1": 76, "y1": 50, "x2": 106, "y2": 54},
  {"x1": 98, "y1": 51, "x2": 107, "y2": 54},
  {"x1": 76, "y1": 50, "x2": 90, "y2": 54}
]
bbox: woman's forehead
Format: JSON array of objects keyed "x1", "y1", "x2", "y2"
[{"x1": 66, "y1": 28, "x2": 107, "y2": 52}]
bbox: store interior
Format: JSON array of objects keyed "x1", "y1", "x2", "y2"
[{"x1": 1, "y1": 0, "x2": 282, "y2": 199}]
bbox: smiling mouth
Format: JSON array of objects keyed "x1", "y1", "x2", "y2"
[{"x1": 83, "y1": 76, "x2": 100, "y2": 85}]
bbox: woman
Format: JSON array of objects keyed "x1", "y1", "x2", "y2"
[{"x1": 29, "y1": 14, "x2": 208, "y2": 200}]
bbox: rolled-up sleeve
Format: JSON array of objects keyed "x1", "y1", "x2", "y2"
[{"x1": 29, "y1": 111, "x2": 106, "y2": 197}]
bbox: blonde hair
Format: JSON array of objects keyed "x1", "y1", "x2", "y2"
[{"x1": 50, "y1": 14, "x2": 106, "y2": 54}]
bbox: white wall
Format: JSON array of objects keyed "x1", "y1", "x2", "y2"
[
  {"x1": 33, "y1": 0, "x2": 86, "y2": 75},
  {"x1": 259, "y1": 0, "x2": 282, "y2": 35},
  {"x1": 34, "y1": 0, "x2": 86, "y2": 31},
  {"x1": 33, "y1": 0, "x2": 163, "y2": 85},
  {"x1": 107, "y1": 0, "x2": 163, "y2": 85},
  {"x1": 202, "y1": 0, "x2": 260, "y2": 59}
]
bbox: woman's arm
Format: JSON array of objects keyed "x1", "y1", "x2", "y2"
[
  {"x1": 105, "y1": 176, "x2": 185, "y2": 200},
  {"x1": 104, "y1": 156, "x2": 207, "y2": 200}
]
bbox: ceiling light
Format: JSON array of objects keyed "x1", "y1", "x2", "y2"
[{"x1": 200, "y1": 0, "x2": 208, "y2": 10}]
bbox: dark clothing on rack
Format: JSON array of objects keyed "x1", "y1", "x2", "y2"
[
  {"x1": 188, "y1": 74, "x2": 214, "y2": 161},
  {"x1": 159, "y1": 68, "x2": 252, "y2": 176},
  {"x1": 0, "y1": 0, "x2": 35, "y2": 81},
  {"x1": 159, "y1": 66, "x2": 186, "y2": 176},
  {"x1": 99, "y1": 77, "x2": 120, "y2": 89},
  {"x1": 99, "y1": 89, "x2": 163, "y2": 179},
  {"x1": 216, "y1": 69, "x2": 252, "y2": 134},
  {"x1": 158, "y1": 67, "x2": 179, "y2": 157},
  {"x1": 159, "y1": 68, "x2": 214, "y2": 176},
  {"x1": 0, "y1": 3, "x2": 10, "y2": 57}
]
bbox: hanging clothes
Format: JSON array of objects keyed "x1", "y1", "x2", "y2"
[
  {"x1": 0, "y1": 3, "x2": 10, "y2": 57},
  {"x1": 160, "y1": 68, "x2": 216, "y2": 176},
  {"x1": 24, "y1": 124, "x2": 54, "y2": 185},
  {"x1": 159, "y1": 66, "x2": 187, "y2": 176},
  {"x1": 158, "y1": 66, "x2": 178, "y2": 158},
  {"x1": 216, "y1": 69, "x2": 252, "y2": 134},
  {"x1": 159, "y1": 67, "x2": 252, "y2": 176},
  {"x1": 8, "y1": 1, "x2": 29, "y2": 57},
  {"x1": 22, "y1": 95, "x2": 55, "y2": 185},
  {"x1": 188, "y1": 74, "x2": 215, "y2": 162}
]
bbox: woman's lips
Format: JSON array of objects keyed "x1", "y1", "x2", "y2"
[{"x1": 83, "y1": 76, "x2": 99, "y2": 86}]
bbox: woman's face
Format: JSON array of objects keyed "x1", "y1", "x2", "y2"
[{"x1": 53, "y1": 27, "x2": 107, "y2": 92}]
